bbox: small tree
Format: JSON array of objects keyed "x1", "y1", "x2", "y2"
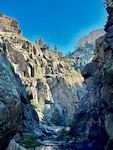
[
  {"x1": 51, "y1": 107, "x2": 63, "y2": 125},
  {"x1": 38, "y1": 38, "x2": 43, "y2": 48},
  {"x1": 54, "y1": 44, "x2": 58, "y2": 52}
]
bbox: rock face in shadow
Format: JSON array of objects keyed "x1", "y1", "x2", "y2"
[
  {"x1": 74, "y1": 2, "x2": 113, "y2": 149},
  {"x1": 0, "y1": 50, "x2": 39, "y2": 150},
  {"x1": 0, "y1": 53, "x2": 22, "y2": 150}
]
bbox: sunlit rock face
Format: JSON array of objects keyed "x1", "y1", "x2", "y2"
[
  {"x1": 4, "y1": 33, "x2": 85, "y2": 124},
  {"x1": 0, "y1": 14, "x2": 87, "y2": 126},
  {"x1": 0, "y1": 13, "x2": 21, "y2": 34},
  {"x1": 77, "y1": 28, "x2": 105, "y2": 48},
  {"x1": 71, "y1": 28, "x2": 106, "y2": 71}
]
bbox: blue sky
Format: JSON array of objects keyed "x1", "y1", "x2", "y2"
[{"x1": 0, "y1": 0, "x2": 107, "y2": 55}]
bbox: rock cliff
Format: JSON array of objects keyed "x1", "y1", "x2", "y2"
[
  {"x1": 0, "y1": 14, "x2": 87, "y2": 148},
  {"x1": 0, "y1": 15, "x2": 40, "y2": 149},
  {"x1": 77, "y1": 28, "x2": 105, "y2": 48},
  {"x1": 0, "y1": 13, "x2": 21, "y2": 34},
  {"x1": 71, "y1": 28, "x2": 106, "y2": 71},
  {"x1": 0, "y1": 31, "x2": 85, "y2": 124},
  {"x1": 0, "y1": 45, "x2": 39, "y2": 150},
  {"x1": 0, "y1": 53, "x2": 22, "y2": 150},
  {"x1": 73, "y1": 1, "x2": 113, "y2": 149},
  {"x1": 1, "y1": 8, "x2": 111, "y2": 149}
]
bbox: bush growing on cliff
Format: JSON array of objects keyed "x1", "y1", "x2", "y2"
[
  {"x1": 68, "y1": 119, "x2": 77, "y2": 137},
  {"x1": 56, "y1": 119, "x2": 77, "y2": 141},
  {"x1": 20, "y1": 134, "x2": 41, "y2": 148},
  {"x1": 57, "y1": 128, "x2": 70, "y2": 141},
  {"x1": 38, "y1": 38, "x2": 43, "y2": 48},
  {"x1": 54, "y1": 44, "x2": 58, "y2": 52},
  {"x1": 51, "y1": 107, "x2": 63, "y2": 125}
]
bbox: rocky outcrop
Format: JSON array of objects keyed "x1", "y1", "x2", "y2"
[
  {"x1": 47, "y1": 72, "x2": 86, "y2": 122},
  {"x1": 0, "y1": 13, "x2": 21, "y2": 34},
  {"x1": 72, "y1": 43, "x2": 95, "y2": 71},
  {"x1": 0, "y1": 15, "x2": 86, "y2": 127},
  {"x1": 6, "y1": 139, "x2": 26, "y2": 150},
  {"x1": 0, "y1": 46, "x2": 39, "y2": 149},
  {"x1": 0, "y1": 4, "x2": 111, "y2": 149},
  {"x1": 77, "y1": 28, "x2": 105, "y2": 48},
  {"x1": 74, "y1": 1, "x2": 113, "y2": 149},
  {"x1": 71, "y1": 29, "x2": 105, "y2": 71},
  {"x1": 0, "y1": 13, "x2": 88, "y2": 148},
  {"x1": 0, "y1": 53, "x2": 22, "y2": 150},
  {"x1": 0, "y1": 23, "x2": 40, "y2": 149}
]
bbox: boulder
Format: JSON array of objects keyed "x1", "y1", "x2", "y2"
[
  {"x1": 6, "y1": 139, "x2": 26, "y2": 150},
  {"x1": 0, "y1": 53, "x2": 22, "y2": 150}
]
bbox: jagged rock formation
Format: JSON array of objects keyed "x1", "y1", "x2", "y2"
[
  {"x1": 0, "y1": 46, "x2": 39, "y2": 149},
  {"x1": 104, "y1": 0, "x2": 113, "y2": 8},
  {"x1": 0, "y1": 13, "x2": 21, "y2": 34},
  {"x1": 0, "y1": 53, "x2": 22, "y2": 150},
  {"x1": 71, "y1": 29, "x2": 105, "y2": 71},
  {"x1": 0, "y1": 15, "x2": 40, "y2": 150},
  {"x1": 72, "y1": 43, "x2": 95, "y2": 71},
  {"x1": 0, "y1": 14, "x2": 86, "y2": 129},
  {"x1": 78, "y1": 28, "x2": 105, "y2": 47},
  {"x1": 74, "y1": 2, "x2": 113, "y2": 149},
  {"x1": 0, "y1": 3, "x2": 112, "y2": 149}
]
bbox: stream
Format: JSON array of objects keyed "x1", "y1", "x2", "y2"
[
  {"x1": 36, "y1": 146, "x2": 63, "y2": 150},
  {"x1": 35, "y1": 140, "x2": 75, "y2": 150},
  {"x1": 33, "y1": 125, "x2": 75, "y2": 150},
  {"x1": 36, "y1": 145, "x2": 73, "y2": 150}
]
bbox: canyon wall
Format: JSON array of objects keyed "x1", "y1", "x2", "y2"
[
  {"x1": 0, "y1": 14, "x2": 86, "y2": 144},
  {"x1": 74, "y1": 2, "x2": 113, "y2": 149}
]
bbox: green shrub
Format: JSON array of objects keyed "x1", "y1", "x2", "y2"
[
  {"x1": 68, "y1": 119, "x2": 77, "y2": 137},
  {"x1": 20, "y1": 134, "x2": 41, "y2": 148},
  {"x1": 56, "y1": 128, "x2": 70, "y2": 141},
  {"x1": 56, "y1": 119, "x2": 77, "y2": 141},
  {"x1": 51, "y1": 108, "x2": 63, "y2": 125}
]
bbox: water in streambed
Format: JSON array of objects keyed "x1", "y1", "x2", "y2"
[
  {"x1": 36, "y1": 145, "x2": 73, "y2": 150},
  {"x1": 36, "y1": 146, "x2": 62, "y2": 150}
]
